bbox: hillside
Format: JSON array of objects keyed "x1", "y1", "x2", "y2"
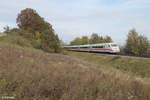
[
  {"x1": 0, "y1": 43, "x2": 150, "y2": 100},
  {"x1": 68, "y1": 52, "x2": 150, "y2": 78}
]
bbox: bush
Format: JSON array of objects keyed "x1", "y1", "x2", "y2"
[
  {"x1": 41, "y1": 30, "x2": 61, "y2": 53},
  {"x1": 31, "y1": 39, "x2": 42, "y2": 49}
]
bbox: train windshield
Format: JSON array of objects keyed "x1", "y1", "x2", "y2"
[{"x1": 111, "y1": 44, "x2": 117, "y2": 47}]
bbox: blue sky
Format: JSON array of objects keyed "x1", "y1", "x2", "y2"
[{"x1": 0, "y1": 0, "x2": 150, "y2": 45}]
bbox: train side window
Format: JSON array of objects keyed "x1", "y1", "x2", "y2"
[
  {"x1": 111, "y1": 44, "x2": 117, "y2": 47},
  {"x1": 72, "y1": 47, "x2": 78, "y2": 49},
  {"x1": 81, "y1": 47, "x2": 88, "y2": 48},
  {"x1": 106, "y1": 45, "x2": 111, "y2": 48},
  {"x1": 99, "y1": 45, "x2": 104, "y2": 48},
  {"x1": 92, "y1": 45, "x2": 104, "y2": 48}
]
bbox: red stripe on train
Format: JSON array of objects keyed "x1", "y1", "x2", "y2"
[
  {"x1": 70, "y1": 48, "x2": 113, "y2": 52},
  {"x1": 91, "y1": 48, "x2": 113, "y2": 51}
]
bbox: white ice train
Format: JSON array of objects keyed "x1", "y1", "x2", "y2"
[{"x1": 64, "y1": 43, "x2": 120, "y2": 53}]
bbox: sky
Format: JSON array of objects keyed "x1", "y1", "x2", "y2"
[{"x1": 0, "y1": 0, "x2": 150, "y2": 45}]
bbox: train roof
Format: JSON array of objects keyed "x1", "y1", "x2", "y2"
[{"x1": 64, "y1": 42, "x2": 118, "y2": 48}]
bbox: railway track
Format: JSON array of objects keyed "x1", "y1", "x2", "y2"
[{"x1": 96, "y1": 53, "x2": 150, "y2": 60}]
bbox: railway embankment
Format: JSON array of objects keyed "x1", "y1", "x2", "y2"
[{"x1": 67, "y1": 51, "x2": 150, "y2": 78}]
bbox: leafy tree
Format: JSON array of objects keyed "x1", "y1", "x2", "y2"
[
  {"x1": 70, "y1": 33, "x2": 113, "y2": 45},
  {"x1": 89, "y1": 33, "x2": 99, "y2": 44},
  {"x1": 138, "y1": 35, "x2": 150, "y2": 56},
  {"x1": 17, "y1": 8, "x2": 61, "y2": 53},
  {"x1": 70, "y1": 36, "x2": 89, "y2": 45},
  {"x1": 40, "y1": 30, "x2": 60, "y2": 53},
  {"x1": 125, "y1": 29, "x2": 150, "y2": 56},
  {"x1": 3, "y1": 26, "x2": 10, "y2": 33},
  {"x1": 125, "y1": 29, "x2": 139, "y2": 55},
  {"x1": 53, "y1": 34, "x2": 61, "y2": 53},
  {"x1": 60, "y1": 40, "x2": 67, "y2": 46},
  {"x1": 81, "y1": 36, "x2": 89, "y2": 45},
  {"x1": 104, "y1": 36, "x2": 113, "y2": 43},
  {"x1": 17, "y1": 8, "x2": 46, "y2": 33},
  {"x1": 99, "y1": 36, "x2": 104, "y2": 43},
  {"x1": 70, "y1": 37, "x2": 82, "y2": 45},
  {"x1": 89, "y1": 33, "x2": 113, "y2": 44}
]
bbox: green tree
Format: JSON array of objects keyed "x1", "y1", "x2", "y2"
[
  {"x1": 125, "y1": 29, "x2": 150, "y2": 56},
  {"x1": 70, "y1": 34, "x2": 113, "y2": 45},
  {"x1": 3, "y1": 26, "x2": 10, "y2": 33},
  {"x1": 17, "y1": 8, "x2": 46, "y2": 33},
  {"x1": 125, "y1": 29, "x2": 139, "y2": 55},
  {"x1": 138, "y1": 35, "x2": 150, "y2": 56},
  {"x1": 98, "y1": 36, "x2": 104, "y2": 43},
  {"x1": 17, "y1": 8, "x2": 61, "y2": 53},
  {"x1": 81, "y1": 36, "x2": 89, "y2": 45},
  {"x1": 41, "y1": 30, "x2": 60, "y2": 52},
  {"x1": 104, "y1": 35, "x2": 113, "y2": 43},
  {"x1": 89, "y1": 33, "x2": 99, "y2": 44},
  {"x1": 70, "y1": 37, "x2": 82, "y2": 45}
]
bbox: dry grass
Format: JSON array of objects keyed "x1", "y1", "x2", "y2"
[
  {"x1": 0, "y1": 44, "x2": 150, "y2": 100},
  {"x1": 67, "y1": 51, "x2": 150, "y2": 78}
]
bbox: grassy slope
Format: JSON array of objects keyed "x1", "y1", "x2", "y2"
[
  {"x1": 67, "y1": 51, "x2": 150, "y2": 78},
  {"x1": 0, "y1": 43, "x2": 150, "y2": 100},
  {"x1": 0, "y1": 33, "x2": 33, "y2": 48}
]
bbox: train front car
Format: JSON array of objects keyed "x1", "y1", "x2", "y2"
[{"x1": 108, "y1": 43, "x2": 120, "y2": 53}]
